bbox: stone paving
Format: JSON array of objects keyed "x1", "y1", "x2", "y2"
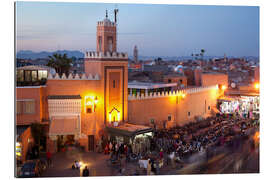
[{"x1": 41, "y1": 149, "x2": 146, "y2": 177}]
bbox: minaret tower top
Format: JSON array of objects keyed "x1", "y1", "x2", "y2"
[{"x1": 96, "y1": 10, "x2": 117, "y2": 53}]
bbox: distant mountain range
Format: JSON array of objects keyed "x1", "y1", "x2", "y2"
[
  {"x1": 16, "y1": 50, "x2": 84, "y2": 59},
  {"x1": 16, "y1": 50, "x2": 259, "y2": 62}
]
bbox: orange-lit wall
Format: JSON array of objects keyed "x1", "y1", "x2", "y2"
[
  {"x1": 46, "y1": 79, "x2": 104, "y2": 138},
  {"x1": 128, "y1": 87, "x2": 219, "y2": 128},
  {"x1": 16, "y1": 87, "x2": 45, "y2": 125},
  {"x1": 201, "y1": 73, "x2": 228, "y2": 87},
  {"x1": 85, "y1": 59, "x2": 128, "y2": 124}
]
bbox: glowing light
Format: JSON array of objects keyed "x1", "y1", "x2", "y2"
[
  {"x1": 94, "y1": 96, "x2": 98, "y2": 104},
  {"x1": 221, "y1": 85, "x2": 227, "y2": 90},
  {"x1": 108, "y1": 107, "x2": 120, "y2": 123},
  {"x1": 181, "y1": 93, "x2": 186, "y2": 98},
  {"x1": 85, "y1": 95, "x2": 98, "y2": 113},
  {"x1": 254, "y1": 83, "x2": 260, "y2": 90},
  {"x1": 216, "y1": 84, "x2": 219, "y2": 90}
]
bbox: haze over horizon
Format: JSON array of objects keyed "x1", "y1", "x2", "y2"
[{"x1": 16, "y1": 2, "x2": 259, "y2": 57}]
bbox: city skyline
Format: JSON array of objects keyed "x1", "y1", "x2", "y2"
[{"x1": 16, "y1": 2, "x2": 259, "y2": 57}]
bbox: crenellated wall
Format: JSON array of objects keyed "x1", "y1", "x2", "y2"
[
  {"x1": 48, "y1": 73, "x2": 100, "y2": 80},
  {"x1": 85, "y1": 51, "x2": 128, "y2": 59},
  {"x1": 128, "y1": 85, "x2": 220, "y2": 129},
  {"x1": 128, "y1": 85, "x2": 217, "y2": 100}
]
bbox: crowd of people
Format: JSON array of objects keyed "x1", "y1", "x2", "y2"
[
  {"x1": 152, "y1": 113, "x2": 259, "y2": 161},
  {"x1": 98, "y1": 113, "x2": 259, "y2": 175}
]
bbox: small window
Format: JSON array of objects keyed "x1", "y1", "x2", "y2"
[
  {"x1": 168, "y1": 115, "x2": 172, "y2": 121},
  {"x1": 179, "y1": 79, "x2": 183, "y2": 84},
  {"x1": 208, "y1": 106, "x2": 211, "y2": 110},
  {"x1": 25, "y1": 71, "x2": 31, "y2": 82},
  {"x1": 17, "y1": 70, "x2": 24, "y2": 82},
  {"x1": 188, "y1": 112, "x2": 191, "y2": 116},
  {"x1": 113, "y1": 80, "x2": 116, "y2": 88},
  {"x1": 150, "y1": 118, "x2": 155, "y2": 124},
  {"x1": 38, "y1": 70, "x2": 47, "y2": 80},
  {"x1": 32, "y1": 71, "x2": 37, "y2": 81},
  {"x1": 168, "y1": 79, "x2": 172, "y2": 83},
  {"x1": 23, "y1": 101, "x2": 35, "y2": 114}
]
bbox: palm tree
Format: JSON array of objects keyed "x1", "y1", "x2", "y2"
[{"x1": 47, "y1": 53, "x2": 72, "y2": 76}]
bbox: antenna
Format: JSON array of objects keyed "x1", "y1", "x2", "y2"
[
  {"x1": 114, "y1": 8, "x2": 119, "y2": 23},
  {"x1": 106, "y1": 9, "x2": 108, "y2": 19}
]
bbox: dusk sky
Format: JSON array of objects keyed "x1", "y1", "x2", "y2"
[{"x1": 16, "y1": 2, "x2": 259, "y2": 57}]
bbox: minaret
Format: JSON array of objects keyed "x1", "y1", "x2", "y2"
[
  {"x1": 85, "y1": 10, "x2": 128, "y2": 125},
  {"x1": 133, "y1": 45, "x2": 138, "y2": 62},
  {"x1": 96, "y1": 10, "x2": 117, "y2": 53}
]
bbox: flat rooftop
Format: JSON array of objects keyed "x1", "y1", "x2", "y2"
[{"x1": 128, "y1": 81, "x2": 177, "y2": 89}]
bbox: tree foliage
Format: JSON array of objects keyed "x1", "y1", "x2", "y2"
[{"x1": 47, "y1": 53, "x2": 72, "y2": 76}]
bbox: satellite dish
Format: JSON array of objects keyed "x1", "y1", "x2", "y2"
[{"x1": 231, "y1": 83, "x2": 236, "y2": 88}]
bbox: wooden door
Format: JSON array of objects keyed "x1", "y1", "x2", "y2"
[{"x1": 88, "y1": 135, "x2": 95, "y2": 151}]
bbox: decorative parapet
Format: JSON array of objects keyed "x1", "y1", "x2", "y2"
[
  {"x1": 47, "y1": 73, "x2": 100, "y2": 80},
  {"x1": 97, "y1": 20, "x2": 116, "y2": 27},
  {"x1": 85, "y1": 51, "x2": 128, "y2": 59},
  {"x1": 128, "y1": 85, "x2": 218, "y2": 100}
]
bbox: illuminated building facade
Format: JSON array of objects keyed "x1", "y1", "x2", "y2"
[{"x1": 16, "y1": 12, "x2": 225, "y2": 153}]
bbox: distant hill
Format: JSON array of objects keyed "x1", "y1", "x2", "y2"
[
  {"x1": 16, "y1": 50, "x2": 84, "y2": 60},
  {"x1": 16, "y1": 50, "x2": 259, "y2": 62}
]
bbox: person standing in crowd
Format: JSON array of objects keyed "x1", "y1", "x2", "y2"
[
  {"x1": 104, "y1": 143, "x2": 109, "y2": 155},
  {"x1": 46, "y1": 150, "x2": 52, "y2": 167},
  {"x1": 109, "y1": 142, "x2": 113, "y2": 152},
  {"x1": 159, "y1": 149, "x2": 164, "y2": 160},
  {"x1": 147, "y1": 159, "x2": 151, "y2": 175},
  {"x1": 82, "y1": 166, "x2": 90, "y2": 177}
]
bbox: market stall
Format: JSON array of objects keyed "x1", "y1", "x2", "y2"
[{"x1": 218, "y1": 96, "x2": 259, "y2": 118}]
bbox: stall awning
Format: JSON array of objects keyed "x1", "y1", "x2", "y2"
[
  {"x1": 106, "y1": 123, "x2": 153, "y2": 137},
  {"x1": 49, "y1": 116, "x2": 80, "y2": 136}
]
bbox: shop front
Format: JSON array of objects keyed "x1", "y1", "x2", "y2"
[
  {"x1": 218, "y1": 95, "x2": 260, "y2": 119},
  {"x1": 47, "y1": 95, "x2": 82, "y2": 153}
]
